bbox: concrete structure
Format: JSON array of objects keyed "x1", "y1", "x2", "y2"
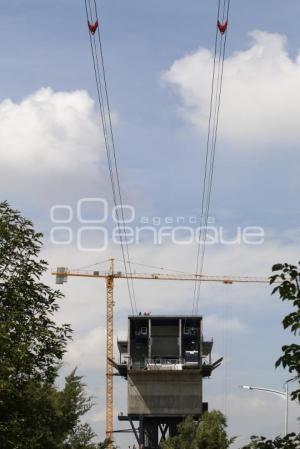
[{"x1": 114, "y1": 315, "x2": 222, "y2": 449}]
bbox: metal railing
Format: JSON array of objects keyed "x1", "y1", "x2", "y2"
[
  {"x1": 130, "y1": 355, "x2": 211, "y2": 370},
  {"x1": 131, "y1": 358, "x2": 186, "y2": 370}
]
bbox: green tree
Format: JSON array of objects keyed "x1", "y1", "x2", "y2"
[
  {"x1": 64, "y1": 425, "x2": 113, "y2": 449},
  {"x1": 0, "y1": 202, "x2": 110, "y2": 448},
  {"x1": 196, "y1": 411, "x2": 235, "y2": 449},
  {"x1": 162, "y1": 411, "x2": 235, "y2": 449},
  {"x1": 0, "y1": 201, "x2": 71, "y2": 386},
  {"x1": 3, "y1": 369, "x2": 97, "y2": 449},
  {"x1": 270, "y1": 262, "x2": 300, "y2": 402},
  {"x1": 241, "y1": 433, "x2": 300, "y2": 449},
  {"x1": 242, "y1": 261, "x2": 300, "y2": 449},
  {"x1": 161, "y1": 416, "x2": 197, "y2": 449}
]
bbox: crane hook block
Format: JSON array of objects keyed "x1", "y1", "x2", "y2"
[
  {"x1": 88, "y1": 19, "x2": 99, "y2": 35},
  {"x1": 217, "y1": 20, "x2": 228, "y2": 34}
]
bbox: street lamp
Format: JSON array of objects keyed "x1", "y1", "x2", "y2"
[{"x1": 240, "y1": 383, "x2": 290, "y2": 436}]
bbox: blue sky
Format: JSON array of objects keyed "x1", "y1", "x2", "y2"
[
  {"x1": 2, "y1": 0, "x2": 300, "y2": 228},
  {"x1": 1, "y1": 0, "x2": 300, "y2": 446}
]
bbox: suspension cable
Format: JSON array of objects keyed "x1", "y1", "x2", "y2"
[
  {"x1": 193, "y1": 0, "x2": 231, "y2": 315},
  {"x1": 84, "y1": 0, "x2": 138, "y2": 316},
  {"x1": 92, "y1": 0, "x2": 138, "y2": 314},
  {"x1": 192, "y1": 0, "x2": 221, "y2": 316}
]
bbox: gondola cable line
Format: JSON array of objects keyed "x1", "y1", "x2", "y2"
[
  {"x1": 193, "y1": 0, "x2": 231, "y2": 316},
  {"x1": 84, "y1": 0, "x2": 138, "y2": 316}
]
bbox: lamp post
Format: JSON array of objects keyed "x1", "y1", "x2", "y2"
[{"x1": 240, "y1": 383, "x2": 290, "y2": 436}]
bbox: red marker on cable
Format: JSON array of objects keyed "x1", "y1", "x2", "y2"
[
  {"x1": 88, "y1": 19, "x2": 99, "y2": 35},
  {"x1": 217, "y1": 20, "x2": 228, "y2": 34}
]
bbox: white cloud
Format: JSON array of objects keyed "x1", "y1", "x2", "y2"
[
  {"x1": 0, "y1": 87, "x2": 103, "y2": 173},
  {"x1": 0, "y1": 87, "x2": 145, "y2": 215},
  {"x1": 0, "y1": 87, "x2": 112, "y2": 206},
  {"x1": 164, "y1": 30, "x2": 300, "y2": 148}
]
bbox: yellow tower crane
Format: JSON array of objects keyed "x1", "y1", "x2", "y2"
[{"x1": 52, "y1": 259, "x2": 270, "y2": 443}]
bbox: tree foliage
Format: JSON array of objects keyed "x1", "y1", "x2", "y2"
[
  {"x1": 196, "y1": 411, "x2": 235, "y2": 449},
  {"x1": 161, "y1": 416, "x2": 196, "y2": 449},
  {"x1": 242, "y1": 261, "x2": 300, "y2": 449},
  {"x1": 0, "y1": 202, "x2": 110, "y2": 449},
  {"x1": 270, "y1": 262, "x2": 300, "y2": 402},
  {"x1": 0, "y1": 201, "x2": 71, "y2": 386},
  {"x1": 1, "y1": 369, "x2": 96, "y2": 449},
  {"x1": 162, "y1": 411, "x2": 235, "y2": 449},
  {"x1": 241, "y1": 433, "x2": 300, "y2": 449},
  {"x1": 64, "y1": 425, "x2": 113, "y2": 449}
]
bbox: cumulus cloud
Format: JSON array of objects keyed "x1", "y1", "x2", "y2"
[
  {"x1": 163, "y1": 30, "x2": 300, "y2": 148},
  {"x1": 0, "y1": 87, "x2": 113, "y2": 206},
  {"x1": 0, "y1": 87, "x2": 103, "y2": 173}
]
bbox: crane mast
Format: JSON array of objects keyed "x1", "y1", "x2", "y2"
[{"x1": 106, "y1": 259, "x2": 114, "y2": 441}]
